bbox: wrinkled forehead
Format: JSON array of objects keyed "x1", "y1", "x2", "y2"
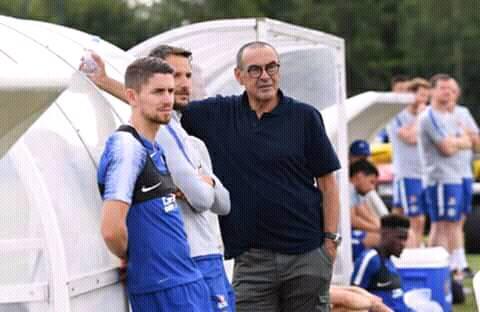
[
  {"x1": 164, "y1": 54, "x2": 192, "y2": 72},
  {"x1": 241, "y1": 46, "x2": 279, "y2": 65}
]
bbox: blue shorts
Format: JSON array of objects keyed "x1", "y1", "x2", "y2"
[
  {"x1": 351, "y1": 230, "x2": 366, "y2": 262},
  {"x1": 393, "y1": 178, "x2": 425, "y2": 216},
  {"x1": 463, "y1": 178, "x2": 473, "y2": 215},
  {"x1": 129, "y1": 279, "x2": 212, "y2": 312},
  {"x1": 426, "y1": 183, "x2": 463, "y2": 222},
  {"x1": 194, "y1": 255, "x2": 235, "y2": 312}
]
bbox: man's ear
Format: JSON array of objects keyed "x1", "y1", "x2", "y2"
[
  {"x1": 125, "y1": 88, "x2": 137, "y2": 106},
  {"x1": 234, "y1": 67, "x2": 243, "y2": 86}
]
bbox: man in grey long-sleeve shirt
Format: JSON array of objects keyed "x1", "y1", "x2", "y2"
[{"x1": 82, "y1": 46, "x2": 235, "y2": 311}]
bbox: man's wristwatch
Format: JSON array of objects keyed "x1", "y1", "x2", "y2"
[{"x1": 324, "y1": 232, "x2": 342, "y2": 246}]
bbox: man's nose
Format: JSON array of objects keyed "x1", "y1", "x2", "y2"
[{"x1": 259, "y1": 68, "x2": 270, "y2": 80}]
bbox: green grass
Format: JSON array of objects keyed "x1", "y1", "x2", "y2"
[{"x1": 454, "y1": 254, "x2": 480, "y2": 311}]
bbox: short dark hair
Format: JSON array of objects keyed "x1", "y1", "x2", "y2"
[
  {"x1": 236, "y1": 41, "x2": 279, "y2": 68},
  {"x1": 148, "y1": 45, "x2": 192, "y2": 61},
  {"x1": 381, "y1": 214, "x2": 410, "y2": 230},
  {"x1": 430, "y1": 73, "x2": 452, "y2": 89},
  {"x1": 349, "y1": 159, "x2": 378, "y2": 178},
  {"x1": 391, "y1": 75, "x2": 409, "y2": 89},
  {"x1": 125, "y1": 57, "x2": 174, "y2": 92}
]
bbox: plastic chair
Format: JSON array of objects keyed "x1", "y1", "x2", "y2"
[{"x1": 404, "y1": 288, "x2": 443, "y2": 312}]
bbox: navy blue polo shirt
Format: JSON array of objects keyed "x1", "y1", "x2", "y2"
[{"x1": 182, "y1": 91, "x2": 340, "y2": 258}]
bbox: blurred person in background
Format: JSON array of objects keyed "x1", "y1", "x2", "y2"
[
  {"x1": 391, "y1": 75, "x2": 411, "y2": 93},
  {"x1": 349, "y1": 140, "x2": 389, "y2": 217},
  {"x1": 349, "y1": 159, "x2": 381, "y2": 262},
  {"x1": 447, "y1": 78, "x2": 480, "y2": 278},
  {"x1": 417, "y1": 74, "x2": 472, "y2": 273},
  {"x1": 387, "y1": 78, "x2": 430, "y2": 248},
  {"x1": 376, "y1": 75, "x2": 411, "y2": 144}
]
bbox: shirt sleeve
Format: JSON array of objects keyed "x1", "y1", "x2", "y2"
[
  {"x1": 99, "y1": 132, "x2": 146, "y2": 205},
  {"x1": 305, "y1": 108, "x2": 341, "y2": 177},
  {"x1": 159, "y1": 125, "x2": 215, "y2": 213},
  {"x1": 420, "y1": 110, "x2": 446, "y2": 144},
  {"x1": 351, "y1": 251, "x2": 381, "y2": 289},
  {"x1": 462, "y1": 108, "x2": 479, "y2": 134},
  {"x1": 181, "y1": 98, "x2": 216, "y2": 139},
  {"x1": 188, "y1": 136, "x2": 231, "y2": 216},
  {"x1": 349, "y1": 185, "x2": 363, "y2": 209},
  {"x1": 387, "y1": 113, "x2": 403, "y2": 138}
]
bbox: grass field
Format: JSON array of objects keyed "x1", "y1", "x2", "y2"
[{"x1": 454, "y1": 254, "x2": 479, "y2": 311}]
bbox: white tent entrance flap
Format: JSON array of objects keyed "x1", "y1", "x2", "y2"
[{"x1": 0, "y1": 15, "x2": 130, "y2": 312}]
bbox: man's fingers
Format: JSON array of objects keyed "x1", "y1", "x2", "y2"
[{"x1": 90, "y1": 52, "x2": 105, "y2": 68}]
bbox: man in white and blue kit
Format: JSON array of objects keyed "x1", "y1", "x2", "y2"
[
  {"x1": 387, "y1": 78, "x2": 430, "y2": 247},
  {"x1": 448, "y1": 78, "x2": 480, "y2": 275},
  {"x1": 417, "y1": 74, "x2": 472, "y2": 267},
  {"x1": 86, "y1": 46, "x2": 235, "y2": 311},
  {"x1": 98, "y1": 57, "x2": 211, "y2": 311}
]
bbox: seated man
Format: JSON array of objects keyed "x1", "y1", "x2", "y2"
[
  {"x1": 350, "y1": 159, "x2": 381, "y2": 261},
  {"x1": 349, "y1": 140, "x2": 389, "y2": 217},
  {"x1": 351, "y1": 214, "x2": 411, "y2": 311}
]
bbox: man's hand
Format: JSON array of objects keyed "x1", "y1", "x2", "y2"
[
  {"x1": 200, "y1": 175, "x2": 215, "y2": 187},
  {"x1": 323, "y1": 239, "x2": 337, "y2": 262},
  {"x1": 79, "y1": 52, "x2": 108, "y2": 87},
  {"x1": 119, "y1": 258, "x2": 127, "y2": 282},
  {"x1": 175, "y1": 189, "x2": 186, "y2": 200}
]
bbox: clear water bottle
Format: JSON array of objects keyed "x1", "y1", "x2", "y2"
[{"x1": 81, "y1": 36, "x2": 101, "y2": 74}]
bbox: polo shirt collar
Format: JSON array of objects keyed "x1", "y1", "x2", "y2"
[{"x1": 241, "y1": 89, "x2": 288, "y2": 116}]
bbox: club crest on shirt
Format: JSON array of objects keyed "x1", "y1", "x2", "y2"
[
  {"x1": 409, "y1": 195, "x2": 417, "y2": 203},
  {"x1": 448, "y1": 208, "x2": 456, "y2": 217},
  {"x1": 392, "y1": 288, "x2": 404, "y2": 299},
  {"x1": 447, "y1": 196, "x2": 456, "y2": 207},
  {"x1": 162, "y1": 195, "x2": 177, "y2": 213},
  {"x1": 215, "y1": 295, "x2": 229, "y2": 310}
]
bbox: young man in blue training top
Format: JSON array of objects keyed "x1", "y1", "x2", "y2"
[
  {"x1": 97, "y1": 57, "x2": 211, "y2": 312},
  {"x1": 351, "y1": 214, "x2": 411, "y2": 312},
  {"x1": 85, "y1": 45, "x2": 234, "y2": 312}
]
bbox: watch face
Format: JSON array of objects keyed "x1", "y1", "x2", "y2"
[{"x1": 325, "y1": 233, "x2": 342, "y2": 244}]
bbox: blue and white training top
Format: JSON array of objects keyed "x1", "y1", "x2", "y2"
[
  {"x1": 97, "y1": 128, "x2": 202, "y2": 294},
  {"x1": 453, "y1": 105, "x2": 478, "y2": 178},
  {"x1": 388, "y1": 109, "x2": 422, "y2": 179},
  {"x1": 417, "y1": 106, "x2": 465, "y2": 185},
  {"x1": 351, "y1": 249, "x2": 410, "y2": 311}
]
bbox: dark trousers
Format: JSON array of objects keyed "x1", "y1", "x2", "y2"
[{"x1": 233, "y1": 247, "x2": 333, "y2": 312}]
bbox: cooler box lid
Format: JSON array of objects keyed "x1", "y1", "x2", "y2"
[{"x1": 392, "y1": 247, "x2": 449, "y2": 269}]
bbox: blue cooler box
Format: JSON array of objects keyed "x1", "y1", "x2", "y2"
[{"x1": 392, "y1": 247, "x2": 452, "y2": 312}]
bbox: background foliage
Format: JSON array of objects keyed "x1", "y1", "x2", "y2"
[{"x1": 3, "y1": 0, "x2": 480, "y2": 116}]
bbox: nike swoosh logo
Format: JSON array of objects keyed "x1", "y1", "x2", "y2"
[
  {"x1": 141, "y1": 181, "x2": 162, "y2": 193},
  {"x1": 377, "y1": 281, "x2": 392, "y2": 287}
]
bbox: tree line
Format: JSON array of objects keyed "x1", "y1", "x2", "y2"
[{"x1": 2, "y1": 0, "x2": 480, "y2": 117}]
